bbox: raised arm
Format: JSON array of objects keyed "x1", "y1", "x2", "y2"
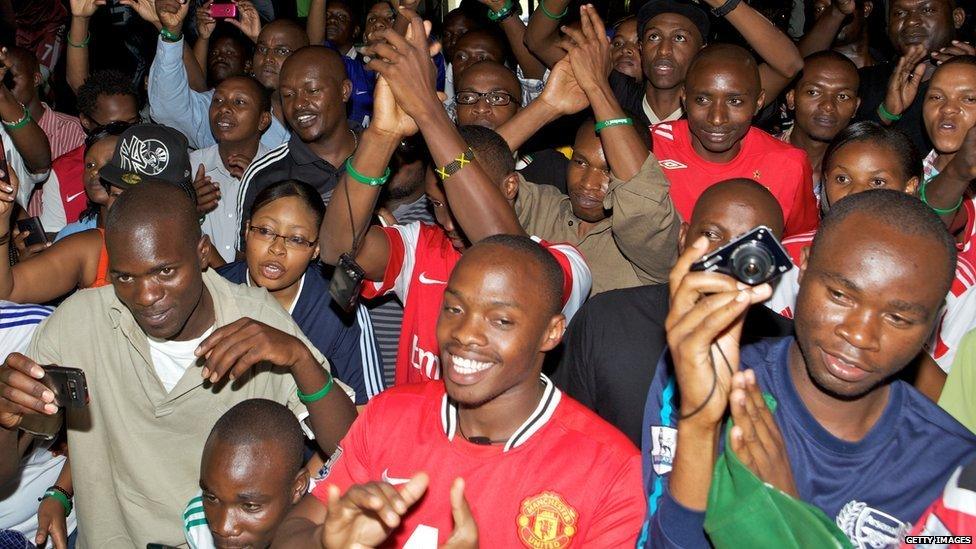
[
  {"x1": 369, "y1": 12, "x2": 525, "y2": 241},
  {"x1": 497, "y1": 56, "x2": 588, "y2": 152},
  {"x1": 0, "y1": 51, "x2": 51, "y2": 175},
  {"x1": 797, "y1": 0, "x2": 856, "y2": 57},
  {"x1": 924, "y1": 124, "x2": 976, "y2": 231},
  {"x1": 307, "y1": 0, "x2": 326, "y2": 45},
  {"x1": 701, "y1": 0, "x2": 804, "y2": 100},
  {"x1": 479, "y1": 0, "x2": 547, "y2": 80},
  {"x1": 66, "y1": 0, "x2": 104, "y2": 92},
  {"x1": 524, "y1": 0, "x2": 571, "y2": 68}
]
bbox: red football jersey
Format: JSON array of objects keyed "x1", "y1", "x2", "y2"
[
  {"x1": 650, "y1": 120, "x2": 819, "y2": 237},
  {"x1": 362, "y1": 222, "x2": 591, "y2": 386},
  {"x1": 956, "y1": 198, "x2": 976, "y2": 267},
  {"x1": 311, "y1": 377, "x2": 646, "y2": 547}
]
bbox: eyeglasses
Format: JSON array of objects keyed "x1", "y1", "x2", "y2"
[
  {"x1": 455, "y1": 90, "x2": 517, "y2": 107},
  {"x1": 247, "y1": 225, "x2": 317, "y2": 249},
  {"x1": 255, "y1": 45, "x2": 294, "y2": 58}
]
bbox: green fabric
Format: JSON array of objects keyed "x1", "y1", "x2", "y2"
[
  {"x1": 940, "y1": 329, "x2": 976, "y2": 433},
  {"x1": 296, "y1": 0, "x2": 310, "y2": 18},
  {"x1": 704, "y1": 393, "x2": 853, "y2": 549}
]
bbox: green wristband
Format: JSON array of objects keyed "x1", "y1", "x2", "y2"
[
  {"x1": 345, "y1": 157, "x2": 391, "y2": 186},
  {"x1": 488, "y1": 0, "x2": 514, "y2": 22},
  {"x1": 920, "y1": 180, "x2": 963, "y2": 215},
  {"x1": 594, "y1": 117, "x2": 633, "y2": 133},
  {"x1": 41, "y1": 489, "x2": 73, "y2": 517},
  {"x1": 159, "y1": 28, "x2": 183, "y2": 43},
  {"x1": 877, "y1": 103, "x2": 902, "y2": 122},
  {"x1": 297, "y1": 372, "x2": 334, "y2": 404},
  {"x1": 1, "y1": 104, "x2": 31, "y2": 131},
  {"x1": 539, "y1": 0, "x2": 568, "y2": 20},
  {"x1": 67, "y1": 31, "x2": 91, "y2": 48}
]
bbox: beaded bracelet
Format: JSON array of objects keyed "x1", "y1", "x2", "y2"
[{"x1": 345, "y1": 157, "x2": 391, "y2": 186}]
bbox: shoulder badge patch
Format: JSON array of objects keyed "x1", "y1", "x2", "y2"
[{"x1": 517, "y1": 491, "x2": 579, "y2": 548}]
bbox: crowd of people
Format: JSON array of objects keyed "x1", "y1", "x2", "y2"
[{"x1": 0, "y1": 0, "x2": 975, "y2": 546}]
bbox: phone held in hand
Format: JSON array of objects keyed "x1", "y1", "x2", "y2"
[
  {"x1": 18, "y1": 366, "x2": 90, "y2": 440},
  {"x1": 690, "y1": 225, "x2": 793, "y2": 286},
  {"x1": 330, "y1": 252, "x2": 366, "y2": 313},
  {"x1": 209, "y1": 2, "x2": 238, "y2": 18},
  {"x1": 16, "y1": 216, "x2": 48, "y2": 248}
]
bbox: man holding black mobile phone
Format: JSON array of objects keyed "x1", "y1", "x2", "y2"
[{"x1": 0, "y1": 181, "x2": 357, "y2": 547}]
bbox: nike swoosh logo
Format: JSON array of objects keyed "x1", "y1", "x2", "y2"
[
  {"x1": 355, "y1": 90, "x2": 368, "y2": 95},
  {"x1": 381, "y1": 468, "x2": 410, "y2": 486},
  {"x1": 418, "y1": 272, "x2": 446, "y2": 285},
  {"x1": 66, "y1": 191, "x2": 85, "y2": 202}
]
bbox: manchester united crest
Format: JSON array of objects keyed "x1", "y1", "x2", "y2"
[{"x1": 517, "y1": 491, "x2": 579, "y2": 548}]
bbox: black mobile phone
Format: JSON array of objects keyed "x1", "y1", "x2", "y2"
[
  {"x1": 147, "y1": 544, "x2": 181, "y2": 549},
  {"x1": 16, "y1": 217, "x2": 48, "y2": 247},
  {"x1": 690, "y1": 225, "x2": 793, "y2": 286},
  {"x1": 329, "y1": 252, "x2": 366, "y2": 312},
  {"x1": 18, "y1": 366, "x2": 89, "y2": 439}
]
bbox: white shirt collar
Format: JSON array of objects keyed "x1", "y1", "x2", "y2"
[{"x1": 440, "y1": 374, "x2": 561, "y2": 452}]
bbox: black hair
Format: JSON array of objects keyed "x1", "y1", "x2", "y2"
[
  {"x1": 220, "y1": 74, "x2": 272, "y2": 114},
  {"x1": 209, "y1": 26, "x2": 256, "y2": 67},
  {"x1": 327, "y1": 0, "x2": 361, "y2": 26},
  {"x1": 76, "y1": 70, "x2": 140, "y2": 118},
  {"x1": 105, "y1": 180, "x2": 201, "y2": 252},
  {"x1": 204, "y1": 399, "x2": 304, "y2": 476},
  {"x1": 934, "y1": 54, "x2": 976, "y2": 73},
  {"x1": 795, "y1": 50, "x2": 860, "y2": 88},
  {"x1": 458, "y1": 125, "x2": 515, "y2": 184},
  {"x1": 822, "y1": 121, "x2": 921, "y2": 182},
  {"x1": 249, "y1": 180, "x2": 326, "y2": 228},
  {"x1": 813, "y1": 189, "x2": 957, "y2": 293},
  {"x1": 478, "y1": 234, "x2": 564, "y2": 316}
]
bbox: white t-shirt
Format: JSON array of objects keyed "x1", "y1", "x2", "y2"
[{"x1": 147, "y1": 327, "x2": 215, "y2": 392}]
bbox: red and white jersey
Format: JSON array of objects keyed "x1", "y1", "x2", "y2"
[
  {"x1": 311, "y1": 377, "x2": 646, "y2": 548},
  {"x1": 955, "y1": 197, "x2": 976, "y2": 268},
  {"x1": 925, "y1": 255, "x2": 976, "y2": 373},
  {"x1": 362, "y1": 222, "x2": 591, "y2": 386},
  {"x1": 765, "y1": 229, "x2": 816, "y2": 319},
  {"x1": 650, "y1": 120, "x2": 819, "y2": 237},
  {"x1": 901, "y1": 461, "x2": 976, "y2": 548}
]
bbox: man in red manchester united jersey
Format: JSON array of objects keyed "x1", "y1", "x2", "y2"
[
  {"x1": 651, "y1": 44, "x2": 819, "y2": 236},
  {"x1": 275, "y1": 235, "x2": 645, "y2": 548}
]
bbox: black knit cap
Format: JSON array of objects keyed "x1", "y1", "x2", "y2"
[{"x1": 636, "y1": 0, "x2": 711, "y2": 43}]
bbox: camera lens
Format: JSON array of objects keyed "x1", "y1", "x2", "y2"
[{"x1": 730, "y1": 242, "x2": 773, "y2": 285}]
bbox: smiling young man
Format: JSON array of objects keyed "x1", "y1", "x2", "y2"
[
  {"x1": 275, "y1": 235, "x2": 645, "y2": 547},
  {"x1": 192, "y1": 75, "x2": 272, "y2": 263},
  {"x1": 0, "y1": 181, "x2": 356, "y2": 547},
  {"x1": 183, "y1": 399, "x2": 309, "y2": 549},
  {"x1": 652, "y1": 44, "x2": 819, "y2": 236},
  {"x1": 641, "y1": 190, "x2": 976, "y2": 549},
  {"x1": 783, "y1": 51, "x2": 861, "y2": 192},
  {"x1": 236, "y1": 45, "x2": 357, "y2": 242}
]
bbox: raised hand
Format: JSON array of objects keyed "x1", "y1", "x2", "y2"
[
  {"x1": 196, "y1": 0, "x2": 216, "y2": 40},
  {"x1": 475, "y1": 0, "x2": 507, "y2": 10},
  {"x1": 149, "y1": 0, "x2": 189, "y2": 35},
  {"x1": 364, "y1": 10, "x2": 441, "y2": 121},
  {"x1": 537, "y1": 57, "x2": 589, "y2": 116},
  {"x1": 559, "y1": 4, "x2": 611, "y2": 95},
  {"x1": 192, "y1": 164, "x2": 220, "y2": 215},
  {"x1": 665, "y1": 237, "x2": 771, "y2": 427},
  {"x1": 947, "y1": 124, "x2": 976, "y2": 181},
  {"x1": 0, "y1": 353, "x2": 58, "y2": 430},
  {"x1": 13, "y1": 228, "x2": 51, "y2": 260},
  {"x1": 120, "y1": 0, "x2": 161, "y2": 26},
  {"x1": 321, "y1": 473, "x2": 430, "y2": 549},
  {"x1": 370, "y1": 75, "x2": 419, "y2": 140},
  {"x1": 881, "y1": 44, "x2": 927, "y2": 120},
  {"x1": 195, "y1": 318, "x2": 315, "y2": 383},
  {"x1": 226, "y1": 0, "x2": 262, "y2": 43},
  {"x1": 729, "y1": 369, "x2": 798, "y2": 498},
  {"x1": 932, "y1": 40, "x2": 976, "y2": 65},
  {"x1": 70, "y1": 0, "x2": 106, "y2": 18}
]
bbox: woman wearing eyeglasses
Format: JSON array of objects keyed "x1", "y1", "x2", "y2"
[{"x1": 217, "y1": 180, "x2": 379, "y2": 406}]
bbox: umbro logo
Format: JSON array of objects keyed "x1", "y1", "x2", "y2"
[
  {"x1": 418, "y1": 272, "x2": 446, "y2": 285},
  {"x1": 658, "y1": 159, "x2": 687, "y2": 170}
]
